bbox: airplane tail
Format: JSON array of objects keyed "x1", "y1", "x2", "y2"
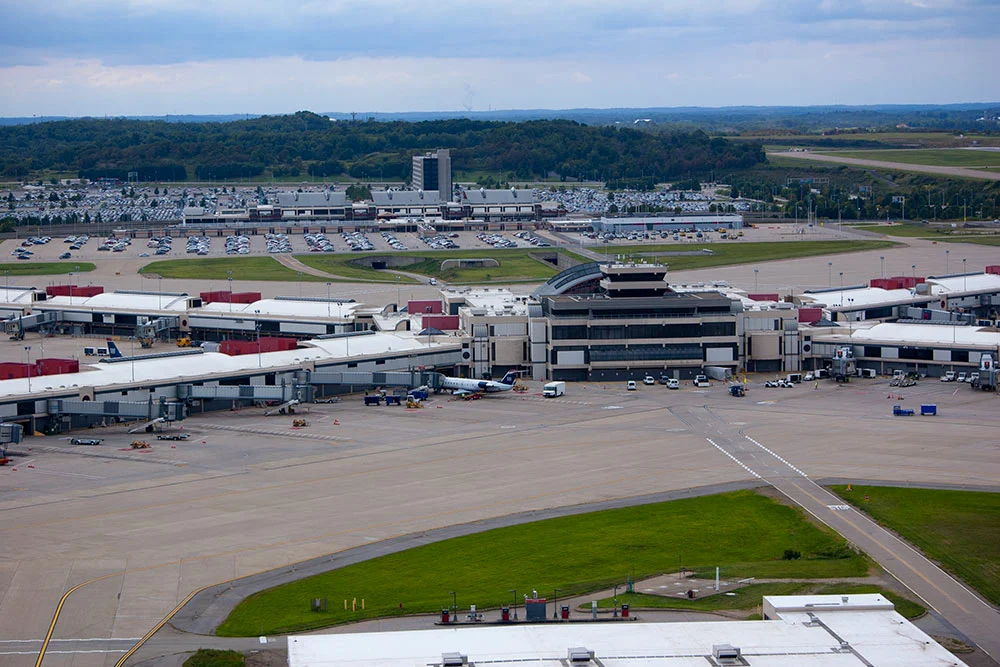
[
  {"x1": 499, "y1": 370, "x2": 519, "y2": 385},
  {"x1": 107, "y1": 341, "x2": 123, "y2": 358}
]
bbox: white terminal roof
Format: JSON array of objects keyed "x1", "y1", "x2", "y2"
[
  {"x1": 819, "y1": 322, "x2": 1000, "y2": 348},
  {"x1": 199, "y1": 298, "x2": 358, "y2": 320},
  {"x1": 800, "y1": 287, "x2": 926, "y2": 309},
  {"x1": 460, "y1": 288, "x2": 531, "y2": 316},
  {"x1": 43, "y1": 292, "x2": 193, "y2": 312},
  {"x1": 927, "y1": 272, "x2": 1000, "y2": 295},
  {"x1": 0, "y1": 332, "x2": 458, "y2": 400},
  {"x1": 0, "y1": 287, "x2": 38, "y2": 305},
  {"x1": 287, "y1": 595, "x2": 964, "y2": 667}
]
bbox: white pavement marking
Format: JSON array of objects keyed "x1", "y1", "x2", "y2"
[
  {"x1": 705, "y1": 438, "x2": 761, "y2": 479},
  {"x1": 743, "y1": 435, "x2": 809, "y2": 477}
]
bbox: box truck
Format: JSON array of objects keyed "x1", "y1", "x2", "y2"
[{"x1": 542, "y1": 381, "x2": 565, "y2": 398}]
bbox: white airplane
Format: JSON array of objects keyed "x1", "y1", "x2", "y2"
[{"x1": 439, "y1": 370, "x2": 520, "y2": 396}]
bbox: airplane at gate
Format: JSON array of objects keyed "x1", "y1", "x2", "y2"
[{"x1": 439, "y1": 370, "x2": 520, "y2": 396}]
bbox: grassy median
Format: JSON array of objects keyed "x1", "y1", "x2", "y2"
[
  {"x1": 217, "y1": 490, "x2": 868, "y2": 636},
  {"x1": 140, "y1": 257, "x2": 331, "y2": 282},
  {"x1": 591, "y1": 240, "x2": 897, "y2": 271},
  {"x1": 830, "y1": 485, "x2": 1000, "y2": 606},
  {"x1": 0, "y1": 261, "x2": 96, "y2": 276},
  {"x1": 594, "y1": 582, "x2": 924, "y2": 619}
]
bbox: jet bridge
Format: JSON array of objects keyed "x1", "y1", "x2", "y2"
[
  {"x1": 47, "y1": 397, "x2": 187, "y2": 422},
  {"x1": 135, "y1": 315, "x2": 179, "y2": 339},
  {"x1": 4, "y1": 311, "x2": 60, "y2": 339},
  {"x1": 306, "y1": 369, "x2": 444, "y2": 390},
  {"x1": 176, "y1": 382, "x2": 313, "y2": 404}
]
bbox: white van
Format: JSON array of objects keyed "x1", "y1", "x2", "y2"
[
  {"x1": 626, "y1": 380, "x2": 637, "y2": 391},
  {"x1": 666, "y1": 378, "x2": 680, "y2": 389}
]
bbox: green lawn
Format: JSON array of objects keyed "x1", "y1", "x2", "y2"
[
  {"x1": 830, "y1": 486, "x2": 1000, "y2": 606},
  {"x1": 183, "y1": 649, "x2": 245, "y2": 667},
  {"x1": 591, "y1": 240, "x2": 896, "y2": 271},
  {"x1": 816, "y1": 149, "x2": 1000, "y2": 168},
  {"x1": 933, "y1": 236, "x2": 1000, "y2": 246},
  {"x1": 0, "y1": 261, "x2": 96, "y2": 276},
  {"x1": 217, "y1": 490, "x2": 868, "y2": 636},
  {"x1": 299, "y1": 249, "x2": 588, "y2": 284},
  {"x1": 293, "y1": 255, "x2": 419, "y2": 283},
  {"x1": 851, "y1": 224, "x2": 944, "y2": 237},
  {"x1": 139, "y1": 257, "x2": 331, "y2": 282},
  {"x1": 595, "y1": 582, "x2": 923, "y2": 619}
]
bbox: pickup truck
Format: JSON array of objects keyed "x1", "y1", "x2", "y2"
[
  {"x1": 694, "y1": 375, "x2": 710, "y2": 388},
  {"x1": 940, "y1": 371, "x2": 956, "y2": 382},
  {"x1": 893, "y1": 405, "x2": 915, "y2": 416}
]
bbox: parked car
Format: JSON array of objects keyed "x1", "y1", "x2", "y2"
[
  {"x1": 643, "y1": 375, "x2": 655, "y2": 385},
  {"x1": 71, "y1": 438, "x2": 103, "y2": 446},
  {"x1": 626, "y1": 380, "x2": 637, "y2": 391}
]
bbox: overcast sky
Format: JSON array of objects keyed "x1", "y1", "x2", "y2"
[{"x1": 1, "y1": 0, "x2": 998, "y2": 116}]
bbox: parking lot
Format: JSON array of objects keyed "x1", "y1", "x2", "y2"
[{"x1": 1, "y1": 371, "x2": 998, "y2": 666}]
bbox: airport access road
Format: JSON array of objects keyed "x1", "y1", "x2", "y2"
[{"x1": 671, "y1": 404, "x2": 1000, "y2": 663}]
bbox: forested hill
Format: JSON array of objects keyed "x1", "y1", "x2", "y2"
[{"x1": 0, "y1": 111, "x2": 765, "y2": 183}]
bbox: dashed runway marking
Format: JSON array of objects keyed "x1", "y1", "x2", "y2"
[{"x1": 705, "y1": 438, "x2": 761, "y2": 479}]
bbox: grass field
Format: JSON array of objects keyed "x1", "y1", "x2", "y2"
[
  {"x1": 815, "y1": 149, "x2": 1000, "y2": 169},
  {"x1": 293, "y1": 255, "x2": 419, "y2": 283},
  {"x1": 182, "y1": 649, "x2": 245, "y2": 667},
  {"x1": 0, "y1": 261, "x2": 96, "y2": 277},
  {"x1": 747, "y1": 132, "x2": 1000, "y2": 149},
  {"x1": 592, "y1": 240, "x2": 896, "y2": 271},
  {"x1": 851, "y1": 223, "x2": 943, "y2": 237},
  {"x1": 139, "y1": 257, "x2": 332, "y2": 282},
  {"x1": 594, "y1": 582, "x2": 923, "y2": 619},
  {"x1": 933, "y1": 236, "x2": 1000, "y2": 246},
  {"x1": 299, "y1": 249, "x2": 587, "y2": 284},
  {"x1": 830, "y1": 486, "x2": 1000, "y2": 606},
  {"x1": 217, "y1": 490, "x2": 869, "y2": 636}
]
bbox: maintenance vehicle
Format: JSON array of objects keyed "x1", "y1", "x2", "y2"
[
  {"x1": 156, "y1": 433, "x2": 190, "y2": 441},
  {"x1": 71, "y1": 437, "x2": 103, "y2": 446}
]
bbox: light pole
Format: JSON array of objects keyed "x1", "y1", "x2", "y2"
[
  {"x1": 827, "y1": 262, "x2": 832, "y2": 288},
  {"x1": 753, "y1": 268, "x2": 758, "y2": 293},
  {"x1": 158, "y1": 276, "x2": 162, "y2": 310},
  {"x1": 326, "y1": 282, "x2": 331, "y2": 318},
  {"x1": 613, "y1": 583, "x2": 620, "y2": 618},
  {"x1": 298, "y1": 271, "x2": 302, "y2": 297},
  {"x1": 449, "y1": 591, "x2": 457, "y2": 618},
  {"x1": 911, "y1": 264, "x2": 916, "y2": 279},
  {"x1": 879, "y1": 256, "x2": 884, "y2": 279},
  {"x1": 963, "y1": 258, "x2": 967, "y2": 291},
  {"x1": 227, "y1": 270, "x2": 233, "y2": 313},
  {"x1": 839, "y1": 271, "x2": 844, "y2": 290},
  {"x1": 946, "y1": 249, "x2": 950, "y2": 274},
  {"x1": 23, "y1": 345, "x2": 32, "y2": 393},
  {"x1": 509, "y1": 589, "x2": 518, "y2": 620},
  {"x1": 255, "y1": 309, "x2": 261, "y2": 368},
  {"x1": 396, "y1": 275, "x2": 401, "y2": 307},
  {"x1": 553, "y1": 589, "x2": 561, "y2": 619}
]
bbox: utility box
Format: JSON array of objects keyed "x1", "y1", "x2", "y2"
[{"x1": 525, "y1": 598, "x2": 547, "y2": 621}]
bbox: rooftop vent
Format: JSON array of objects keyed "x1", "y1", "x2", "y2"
[
  {"x1": 441, "y1": 653, "x2": 467, "y2": 666},
  {"x1": 567, "y1": 647, "x2": 594, "y2": 663},
  {"x1": 712, "y1": 644, "x2": 742, "y2": 665}
]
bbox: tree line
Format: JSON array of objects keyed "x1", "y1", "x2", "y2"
[{"x1": 0, "y1": 111, "x2": 765, "y2": 183}]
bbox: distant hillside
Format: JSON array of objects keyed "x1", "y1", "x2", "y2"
[
  {"x1": 2, "y1": 104, "x2": 997, "y2": 133},
  {"x1": 0, "y1": 112, "x2": 764, "y2": 183}
]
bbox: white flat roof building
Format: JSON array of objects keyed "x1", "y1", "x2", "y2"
[{"x1": 287, "y1": 595, "x2": 965, "y2": 667}]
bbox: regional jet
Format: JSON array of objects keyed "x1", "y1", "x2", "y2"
[{"x1": 439, "y1": 370, "x2": 520, "y2": 396}]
